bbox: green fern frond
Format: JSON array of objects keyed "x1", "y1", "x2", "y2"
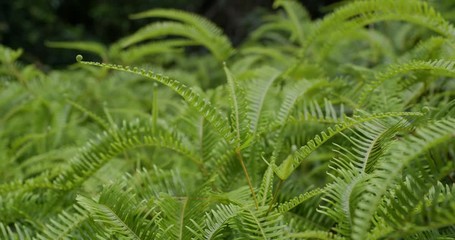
[
  {"x1": 155, "y1": 190, "x2": 210, "y2": 240},
  {"x1": 397, "y1": 37, "x2": 453, "y2": 63},
  {"x1": 273, "y1": 0, "x2": 309, "y2": 45},
  {"x1": 223, "y1": 64, "x2": 251, "y2": 146},
  {"x1": 119, "y1": 39, "x2": 197, "y2": 64},
  {"x1": 244, "y1": 66, "x2": 281, "y2": 134},
  {"x1": 190, "y1": 204, "x2": 240, "y2": 240},
  {"x1": 351, "y1": 117, "x2": 455, "y2": 240},
  {"x1": 130, "y1": 8, "x2": 224, "y2": 37},
  {"x1": 277, "y1": 187, "x2": 326, "y2": 213},
  {"x1": 36, "y1": 204, "x2": 93, "y2": 240},
  {"x1": 77, "y1": 184, "x2": 158, "y2": 240},
  {"x1": 304, "y1": 0, "x2": 455, "y2": 54},
  {"x1": 236, "y1": 206, "x2": 288, "y2": 239},
  {"x1": 257, "y1": 164, "x2": 275, "y2": 207},
  {"x1": 117, "y1": 21, "x2": 233, "y2": 61},
  {"x1": 0, "y1": 222, "x2": 34, "y2": 240},
  {"x1": 77, "y1": 58, "x2": 237, "y2": 146},
  {"x1": 67, "y1": 99, "x2": 111, "y2": 131},
  {"x1": 274, "y1": 111, "x2": 424, "y2": 180},
  {"x1": 52, "y1": 120, "x2": 203, "y2": 189},
  {"x1": 359, "y1": 60, "x2": 455, "y2": 106}
]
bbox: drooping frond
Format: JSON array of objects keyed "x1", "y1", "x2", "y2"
[
  {"x1": 130, "y1": 8, "x2": 224, "y2": 37},
  {"x1": 77, "y1": 58, "x2": 237, "y2": 146},
  {"x1": 117, "y1": 13, "x2": 234, "y2": 61},
  {"x1": 304, "y1": 0, "x2": 455, "y2": 53}
]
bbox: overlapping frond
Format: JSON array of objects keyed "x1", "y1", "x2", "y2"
[{"x1": 274, "y1": 111, "x2": 424, "y2": 180}]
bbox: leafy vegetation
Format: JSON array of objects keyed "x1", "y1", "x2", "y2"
[{"x1": 1, "y1": 0, "x2": 455, "y2": 239}]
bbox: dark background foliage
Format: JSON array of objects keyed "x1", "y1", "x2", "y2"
[{"x1": 0, "y1": 0, "x2": 339, "y2": 68}]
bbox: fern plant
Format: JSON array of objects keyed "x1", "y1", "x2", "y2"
[{"x1": 1, "y1": 0, "x2": 455, "y2": 239}]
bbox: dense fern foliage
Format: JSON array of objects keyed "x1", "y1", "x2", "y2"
[{"x1": 1, "y1": 0, "x2": 455, "y2": 239}]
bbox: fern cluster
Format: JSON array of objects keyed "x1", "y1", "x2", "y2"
[{"x1": 1, "y1": 0, "x2": 455, "y2": 239}]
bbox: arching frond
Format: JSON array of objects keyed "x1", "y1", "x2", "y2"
[
  {"x1": 274, "y1": 111, "x2": 424, "y2": 180},
  {"x1": 304, "y1": 0, "x2": 455, "y2": 53},
  {"x1": 117, "y1": 20, "x2": 233, "y2": 61},
  {"x1": 359, "y1": 60, "x2": 455, "y2": 106}
]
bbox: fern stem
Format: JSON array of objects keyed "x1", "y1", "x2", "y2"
[
  {"x1": 236, "y1": 148, "x2": 258, "y2": 209},
  {"x1": 152, "y1": 83, "x2": 158, "y2": 133},
  {"x1": 267, "y1": 179, "x2": 283, "y2": 214}
]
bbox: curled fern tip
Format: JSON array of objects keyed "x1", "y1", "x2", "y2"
[{"x1": 76, "y1": 54, "x2": 83, "y2": 62}]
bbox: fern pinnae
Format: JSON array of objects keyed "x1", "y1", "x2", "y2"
[
  {"x1": 351, "y1": 117, "x2": 455, "y2": 240},
  {"x1": 274, "y1": 111, "x2": 424, "y2": 180},
  {"x1": 302, "y1": 0, "x2": 455, "y2": 55},
  {"x1": 277, "y1": 187, "x2": 326, "y2": 213},
  {"x1": 37, "y1": 204, "x2": 90, "y2": 240},
  {"x1": 77, "y1": 56, "x2": 236, "y2": 146},
  {"x1": 130, "y1": 8, "x2": 224, "y2": 37},
  {"x1": 67, "y1": 99, "x2": 111, "y2": 131},
  {"x1": 76, "y1": 184, "x2": 155, "y2": 240},
  {"x1": 223, "y1": 64, "x2": 258, "y2": 208},
  {"x1": 273, "y1": 0, "x2": 309, "y2": 45},
  {"x1": 52, "y1": 121, "x2": 204, "y2": 189},
  {"x1": 117, "y1": 21, "x2": 233, "y2": 61},
  {"x1": 245, "y1": 66, "x2": 281, "y2": 135},
  {"x1": 358, "y1": 60, "x2": 455, "y2": 106},
  {"x1": 0, "y1": 222, "x2": 34, "y2": 240}
]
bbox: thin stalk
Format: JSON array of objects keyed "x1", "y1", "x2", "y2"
[
  {"x1": 152, "y1": 83, "x2": 158, "y2": 133},
  {"x1": 236, "y1": 148, "x2": 258, "y2": 209}
]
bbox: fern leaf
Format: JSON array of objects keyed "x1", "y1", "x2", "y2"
[
  {"x1": 36, "y1": 204, "x2": 108, "y2": 240},
  {"x1": 304, "y1": 0, "x2": 455, "y2": 53},
  {"x1": 0, "y1": 222, "x2": 34, "y2": 240},
  {"x1": 117, "y1": 21, "x2": 233, "y2": 61},
  {"x1": 274, "y1": 111, "x2": 424, "y2": 180},
  {"x1": 237, "y1": 206, "x2": 288, "y2": 239},
  {"x1": 277, "y1": 187, "x2": 326, "y2": 213},
  {"x1": 130, "y1": 8, "x2": 224, "y2": 37},
  {"x1": 224, "y1": 64, "x2": 250, "y2": 146},
  {"x1": 52, "y1": 121, "x2": 203, "y2": 189},
  {"x1": 245, "y1": 66, "x2": 281, "y2": 134},
  {"x1": 191, "y1": 204, "x2": 240, "y2": 240},
  {"x1": 351, "y1": 117, "x2": 455, "y2": 240},
  {"x1": 358, "y1": 60, "x2": 455, "y2": 106},
  {"x1": 77, "y1": 184, "x2": 157, "y2": 239},
  {"x1": 273, "y1": 0, "x2": 309, "y2": 45},
  {"x1": 77, "y1": 59, "x2": 237, "y2": 146}
]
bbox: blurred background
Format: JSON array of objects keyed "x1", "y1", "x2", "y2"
[{"x1": 0, "y1": 0, "x2": 342, "y2": 68}]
